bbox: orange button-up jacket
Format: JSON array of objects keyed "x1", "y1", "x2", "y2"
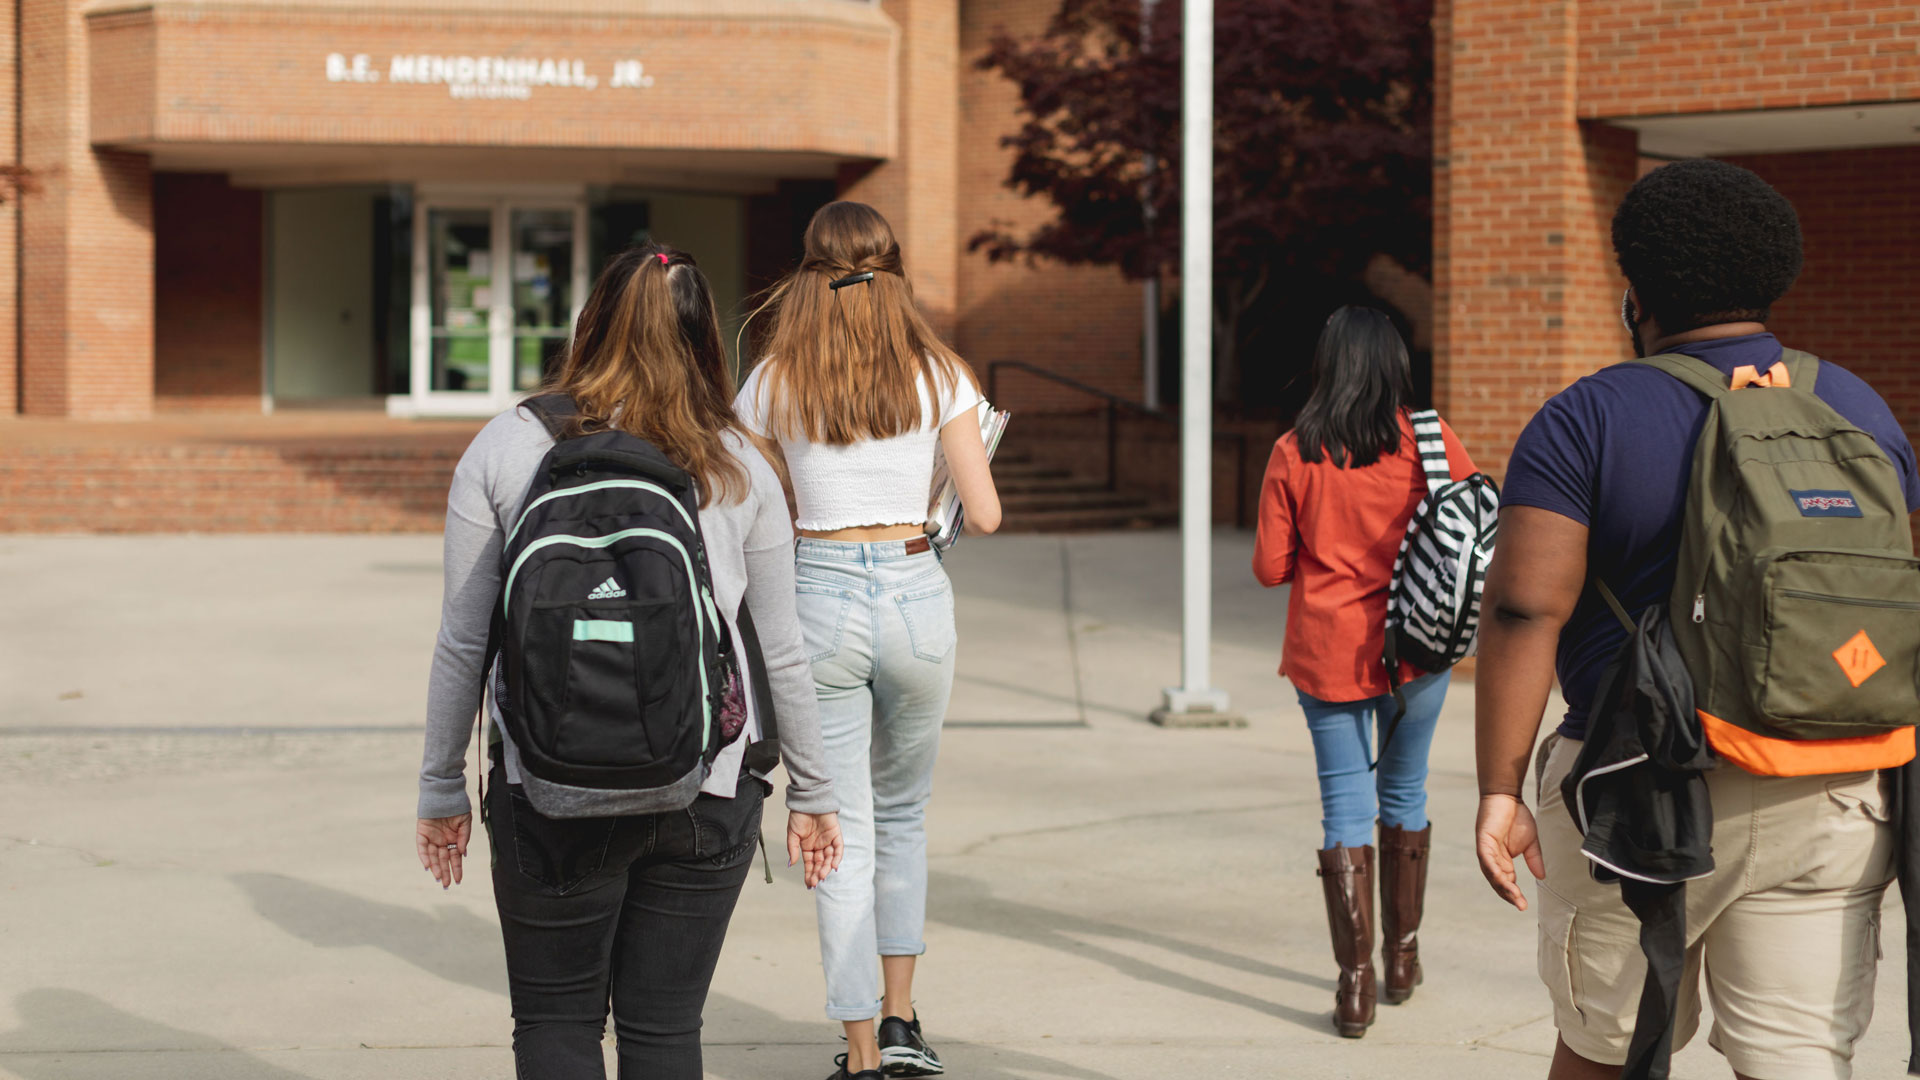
[{"x1": 1253, "y1": 411, "x2": 1477, "y2": 703}]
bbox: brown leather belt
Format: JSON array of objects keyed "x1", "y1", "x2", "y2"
[{"x1": 903, "y1": 536, "x2": 932, "y2": 555}]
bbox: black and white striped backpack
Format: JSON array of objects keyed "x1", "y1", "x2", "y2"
[{"x1": 1381, "y1": 410, "x2": 1500, "y2": 735}]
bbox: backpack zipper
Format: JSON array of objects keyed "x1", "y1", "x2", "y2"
[
  {"x1": 1692, "y1": 594, "x2": 1705, "y2": 623},
  {"x1": 508, "y1": 478, "x2": 694, "y2": 544},
  {"x1": 1780, "y1": 589, "x2": 1920, "y2": 611}
]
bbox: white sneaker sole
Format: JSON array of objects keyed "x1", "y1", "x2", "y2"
[{"x1": 880, "y1": 1048, "x2": 944, "y2": 1077}]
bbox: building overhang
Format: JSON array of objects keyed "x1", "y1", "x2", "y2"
[
  {"x1": 1610, "y1": 100, "x2": 1920, "y2": 158},
  {"x1": 88, "y1": 0, "x2": 898, "y2": 164}
]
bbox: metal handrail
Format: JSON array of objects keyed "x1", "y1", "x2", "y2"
[{"x1": 984, "y1": 360, "x2": 1253, "y2": 526}]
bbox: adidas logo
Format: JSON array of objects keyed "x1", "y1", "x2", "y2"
[{"x1": 587, "y1": 577, "x2": 626, "y2": 600}]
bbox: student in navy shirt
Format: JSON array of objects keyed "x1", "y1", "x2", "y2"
[{"x1": 1473, "y1": 159, "x2": 1919, "y2": 1080}]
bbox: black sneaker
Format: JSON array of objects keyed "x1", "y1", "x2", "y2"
[
  {"x1": 878, "y1": 1014, "x2": 944, "y2": 1077},
  {"x1": 827, "y1": 1052, "x2": 883, "y2": 1080}
]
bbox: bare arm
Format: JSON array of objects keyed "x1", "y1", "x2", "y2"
[
  {"x1": 1473, "y1": 505, "x2": 1587, "y2": 909},
  {"x1": 940, "y1": 413, "x2": 1001, "y2": 535}
]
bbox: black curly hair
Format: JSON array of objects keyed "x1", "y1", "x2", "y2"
[{"x1": 1612, "y1": 158, "x2": 1803, "y2": 334}]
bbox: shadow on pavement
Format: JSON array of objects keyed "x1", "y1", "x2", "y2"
[
  {"x1": 0, "y1": 988, "x2": 316, "y2": 1079},
  {"x1": 927, "y1": 870, "x2": 1334, "y2": 1034},
  {"x1": 229, "y1": 873, "x2": 1123, "y2": 1079},
  {"x1": 232, "y1": 871, "x2": 505, "y2": 995},
  {"x1": 704, "y1": 994, "x2": 1118, "y2": 1080}
]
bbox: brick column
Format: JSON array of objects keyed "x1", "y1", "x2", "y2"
[
  {"x1": 1434, "y1": 0, "x2": 1637, "y2": 478},
  {"x1": 840, "y1": 0, "x2": 959, "y2": 336},
  {"x1": 0, "y1": 0, "x2": 16, "y2": 415},
  {"x1": 20, "y1": 0, "x2": 153, "y2": 419}
]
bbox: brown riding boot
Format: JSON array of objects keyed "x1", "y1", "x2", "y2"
[
  {"x1": 1316, "y1": 844, "x2": 1377, "y2": 1038},
  {"x1": 1379, "y1": 823, "x2": 1431, "y2": 1004}
]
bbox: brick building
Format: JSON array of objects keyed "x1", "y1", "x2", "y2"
[
  {"x1": 1, "y1": 0, "x2": 1138, "y2": 425},
  {"x1": 1436, "y1": 0, "x2": 1920, "y2": 476},
  {"x1": 2, "y1": 1, "x2": 1917, "y2": 531}
]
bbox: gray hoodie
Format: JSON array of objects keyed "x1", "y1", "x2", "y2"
[{"x1": 417, "y1": 406, "x2": 836, "y2": 820}]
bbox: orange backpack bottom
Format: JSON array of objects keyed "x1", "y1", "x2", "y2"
[{"x1": 1700, "y1": 710, "x2": 1916, "y2": 776}]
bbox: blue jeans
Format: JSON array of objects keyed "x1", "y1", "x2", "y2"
[
  {"x1": 793, "y1": 538, "x2": 956, "y2": 1022},
  {"x1": 1297, "y1": 671, "x2": 1450, "y2": 850}
]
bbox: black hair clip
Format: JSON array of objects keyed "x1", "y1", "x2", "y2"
[{"x1": 829, "y1": 271, "x2": 875, "y2": 291}]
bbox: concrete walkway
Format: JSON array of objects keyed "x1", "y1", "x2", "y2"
[{"x1": 0, "y1": 532, "x2": 1908, "y2": 1079}]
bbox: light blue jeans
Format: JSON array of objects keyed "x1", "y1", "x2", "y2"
[
  {"x1": 1297, "y1": 671, "x2": 1450, "y2": 850},
  {"x1": 793, "y1": 538, "x2": 956, "y2": 1022}
]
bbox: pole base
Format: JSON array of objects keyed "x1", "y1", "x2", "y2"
[{"x1": 1150, "y1": 687, "x2": 1244, "y2": 728}]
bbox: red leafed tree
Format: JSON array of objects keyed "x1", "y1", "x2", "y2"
[{"x1": 973, "y1": 0, "x2": 1433, "y2": 404}]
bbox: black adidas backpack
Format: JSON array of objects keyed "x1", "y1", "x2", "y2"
[
  {"x1": 1381, "y1": 411, "x2": 1500, "y2": 738},
  {"x1": 486, "y1": 394, "x2": 734, "y2": 817}
]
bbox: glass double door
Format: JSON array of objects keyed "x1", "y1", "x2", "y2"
[{"x1": 405, "y1": 197, "x2": 586, "y2": 414}]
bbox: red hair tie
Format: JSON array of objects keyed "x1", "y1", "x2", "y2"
[{"x1": 657, "y1": 253, "x2": 669, "y2": 266}]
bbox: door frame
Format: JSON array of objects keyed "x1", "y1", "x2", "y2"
[{"x1": 389, "y1": 183, "x2": 589, "y2": 418}]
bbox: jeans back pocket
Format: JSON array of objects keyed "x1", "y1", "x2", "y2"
[
  {"x1": 507, "y1": 788, "x2": 618, "y2": 895},
  {"x1": 796, "y1": 584, "x2": 854, "y2": 664},
  {"x1": 895, "y1": 575, "x2": 956, "y2": 662}
]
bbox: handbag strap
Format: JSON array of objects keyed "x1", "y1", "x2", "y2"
[{"x1": 1409, "y1": 409, "x2": 1450, "y2": 496}]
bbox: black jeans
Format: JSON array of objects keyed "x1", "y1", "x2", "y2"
[{"x1": 486, "y1": 765, "x2": 765, "y2": 1080}]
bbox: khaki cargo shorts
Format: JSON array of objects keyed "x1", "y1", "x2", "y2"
[{"x1": 1534, "y1": 732, "x2": 1897, "y2": 1080}]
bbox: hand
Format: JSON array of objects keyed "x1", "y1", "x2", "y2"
[
  {"x1": 1475, "y1": 794, "x2": 1545, "y2": 910},
  {"x1": 417, "y1": 814, "x2": 473, "y2": 889},
  {"x1": 786, "y1": 811, "x2": 844, "y2": 890}
]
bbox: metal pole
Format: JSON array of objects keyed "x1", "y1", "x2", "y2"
[
  {"x1": 1152, "y1": 0, "x2": 1235, "y2": 727},
  {"x1": 1140, "y1": 0, "x2": 1161, "y2": 412}
]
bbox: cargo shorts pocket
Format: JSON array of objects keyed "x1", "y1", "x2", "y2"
[{"x1": 1536, "y1": 885, "x2": 1587, "y2": 1026}]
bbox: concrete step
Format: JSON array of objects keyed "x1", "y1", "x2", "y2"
[
  {"x1": 999, "y1": 489, "x2": 1158, "y2": 512},
  {"x1": 1001, "y1": 503, "x2": 1179, "y2": 533}
]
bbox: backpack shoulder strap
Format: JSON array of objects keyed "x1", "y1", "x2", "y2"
[
  {"x1": 1409, "y1": 409, "x2": 1450, "y2": 495},
  {"x1": 736, "y1": 600, "x2": 783, "y2": 775},
  {"x1": 1636, "y1": 353, "x2": 1729, "y2": 400},
  {"x1": 521, "y1": 393, "x2": 578, "y2": 440},
  {"x1": 1777, "y1": 348, "x2": 1822, "y2": 395}
]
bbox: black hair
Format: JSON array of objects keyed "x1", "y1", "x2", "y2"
[
  {"x1": 1612, "y1": 159, "x2": 1802, "y2": 334},
  {"x1": 1293, "y1": 306, "x2": 1414, "y2": 468}
]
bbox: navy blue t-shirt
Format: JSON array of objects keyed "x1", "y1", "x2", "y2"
[{"x1": 1501, "y1": 334, "x2": 1920, "y2": 738}]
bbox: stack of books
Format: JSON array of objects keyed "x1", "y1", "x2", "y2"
[{"x1": 927, "y1": 400, "x2": 1011, "y2": 551}]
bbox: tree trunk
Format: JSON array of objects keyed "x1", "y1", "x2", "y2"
[{"x1": 1212, "y1": 267, "x2": 1269, "y2": 406}]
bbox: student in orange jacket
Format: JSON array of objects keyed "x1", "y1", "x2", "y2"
[{"x1": 1253, "y1": 306, "x2": 1478, "y2": 1039}]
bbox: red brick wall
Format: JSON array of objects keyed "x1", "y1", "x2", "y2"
[
  {"x1": 1729, "y1": 146, "x2": 1920, "y2": 449},
  {"x1": 0, "y1": 0, "x2": 17, "y2": 416},
  {"x1": 1579, "y1": 0, "x2": 1920, "y2": 118},
  {"x1": 21, "y1": 0, "x2": 154, "y2": 419},
  {"x1": 88, "y1": 2, "x2": 896, "y2": 159},
  {"x1": 841, "y1": 0, "x2": 960, "y2": 333},
  {"x1": 1435, "y1": 0, "x2": 1639, "y2": 479},
  {"x1": 956, "y1": 0, "x2": 1143, "y2": 411},
  {"x1": 154, "y1": 173, "x2": 262, "y2": 412}
]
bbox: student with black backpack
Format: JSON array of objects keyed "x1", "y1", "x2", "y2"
[
  {"x1": 414, "y1": 243, "x2": 843, "y2": 1080},
  {"x1": 1475, "y1": 160, "x2": 1920, "y2": 1080},
  {"x1": 1253, "y1": 306, "x2": 1488, "y2": 1038}
]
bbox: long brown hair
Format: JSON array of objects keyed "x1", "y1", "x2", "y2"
[
  {"x1": 748, "y1": 201, "x2": 975, "y2": 445},
  {"x1": 548, "y1": 243, "x2": 746, "y2": 506}
]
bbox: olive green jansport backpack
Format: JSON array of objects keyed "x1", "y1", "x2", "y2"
[{"x1": 1650, "y1": 349, "x2": 1920, "y2": 776}]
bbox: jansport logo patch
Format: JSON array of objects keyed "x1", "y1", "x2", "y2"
[{"x1": 1790, "y1": 489, "x2": 1864, "y2": 518}]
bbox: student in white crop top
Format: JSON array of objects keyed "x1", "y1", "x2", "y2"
[
  {"x1": 735, "y1": 201, "x2": 999, "y2": 1080},
  {"x1": 735, "y1": 362, "x2": 989, "y2": 533}
]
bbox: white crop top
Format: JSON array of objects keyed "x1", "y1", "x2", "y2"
[{"x1": 734, "y1": 362, "x2": 984, "y2": 531}]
